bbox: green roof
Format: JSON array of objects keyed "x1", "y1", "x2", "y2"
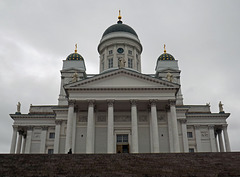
[
  {"x1": 102, "y1": 21, "x2": 138, "y2": 38},
  {"x1": 158, "y1": 53, "x2": 175, "y2": 61},
  {"x1": 66, "y1": 53, "x2": 84, "y2": 61}
]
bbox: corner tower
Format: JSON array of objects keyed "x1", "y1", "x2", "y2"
[
  {"x1": 58, "y1": 44, "x2": 86, "y2": 105},
  {"x1": 98, "y1": 11, "x2": 143, "y2": 73},
  {"x1": 155, "y1": 45, "x2": 184, "y2": 105}
]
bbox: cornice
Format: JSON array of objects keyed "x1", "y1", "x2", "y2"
[
  {"x1": 186, "y1": 113, "x2": 230, "y2": 118},
  {"x1": 10, "y1": 114, "x2": 55, "y2": 119},
  {"x1": 65, "y1": 69, "x2": 180, "y2": 89}
]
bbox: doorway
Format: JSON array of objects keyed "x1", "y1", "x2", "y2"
[{"x1": 116, "y1": 134, "x2": 129, "y2": 153}]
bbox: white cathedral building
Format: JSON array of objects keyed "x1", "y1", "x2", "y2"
[{"x1": 10, "y1": 13, "x2": 231, "y2": 154}]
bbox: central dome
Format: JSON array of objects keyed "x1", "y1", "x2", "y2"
[{"x1": 102, "y1": 21, "x2": 138, "y2": 38}]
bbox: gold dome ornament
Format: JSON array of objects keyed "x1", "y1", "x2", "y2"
[
  {"x1": 164, "y1": 44, "x2": 166, "y2": 53},
  {"x1": 75, "y1": 44, "x2": 77, "y2": 53},
  {"x1": 118, "y1": 10, "x2": 122, "y2": 21}
]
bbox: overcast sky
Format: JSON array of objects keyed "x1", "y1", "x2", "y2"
[{"x1": 0, "y1": 0, "x2": 239, "y2": 153}]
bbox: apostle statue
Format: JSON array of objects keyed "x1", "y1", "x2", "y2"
[
  {"x1": 72, "y1": 72, "x2": 79, "y2": 82},
  {"x1": 17, "y1": 102, "x2": 21, "y2": 113},
  {"x1": 166, "y1": 72, "x2": 173, "y2": 82},
  {"x1": 118, "y1": 58, "x2": 126, "y2": 68},
  {"x1": 219, "y1": 101, "x2": 224, "y2": 113}
]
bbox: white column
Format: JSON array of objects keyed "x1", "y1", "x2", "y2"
[
  {"x1": 170, "y1": 100, "x2": 180, "y2": 152},
  {"x1": 10, "y1": 126, "x2": 18, "y2": 153},
  {"x1": 217, "y1": 129, "x2": 225, "y2": 152},
  {"x1": 167, "y1": 112, "x2": 174, "y2": 152},
  {"x1": 40, "y1": 127, "x2": 47, "y2": 153},
  {"x1": 222, "y1": 125, "x2": 231, "y2": 152},
  {"x1": 107, "y1": 100, "x2": 114, "y2": 153},
  {"x1": 194, "y1": 125, "x2": 202, "y2": 152},
  {"x1": 25, "y1": 127, "x2": 32, "y2": 153},
  {"x1": 54, "y1": 120, "x2": 61, "y2": 154},
  {"x1": 209, "y1": 125, "x2": 217, "y2": 152},
  {"x1": 21, "y1": 134, "x2": 26, "y2": 154},
  {"x1": 150, "y1": 100, "x2": 159, "y2": 153},
  {"x1": 181, "y1": 119, "x2": 189, "y2": 152},
  {"x1": 215, "y1": 132, "x2": 219, "y2": 152},
  {"x1": 72, "y1": 112, "x2": 77, "y2": 153},
  {"x1": 16, "y1": 130, "x2": 23, "y2": 154},
  {"x1": 65, "y1": 100, "x2": 75, "y2": 153},
  {"x1": 131, "y1": 100, "x2": 139, "y2": 153},
  {"x1": 86, "y1": 100, "x2": 95, "y2": 153}
]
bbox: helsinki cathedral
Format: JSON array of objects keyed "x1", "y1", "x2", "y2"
[{"x1": 10, "y1": 12, "x2": 231, "y2": 154}]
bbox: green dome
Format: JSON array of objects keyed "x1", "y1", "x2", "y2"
[
  {"x1": 158, "y1": 53, "x2": 175, "y2": 61},
  {"x1": 66, "y1": 52, "x2": 84, "y2": 61},
  {"x1": 102, "y1": 21, "x2": 138, "y2": 38}
]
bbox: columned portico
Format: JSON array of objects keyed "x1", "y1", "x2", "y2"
[
  {"x1": 65, "y1": 100, "x2": 75, "y2": 153},
  {"x1": 169, "y1": 100, "x2": 180, "y2": 152},
  {"x1": 54, "y1": 120, "x2": 62, "y2": 153},
  {"x1": 16, "y1": 130, "x2": 23, "y2": 154},
  {"x1": 107, "y1": 100, "x2": 114, "y2": 153},
  {"x1": 130, "y1": 100, "x2": 139, "y2": 153},
  {"x1": 222, "y1": 125, "x2": 231, "y2": 152},
  {"x1": 86, "y1": 100, "x2": 95, "y2": 153},
  {"x1": 10, "y1": 125, "x2": 18, "y2": 153},
  {"x1": 150, "y1": 100, "x2": 159, "y2": 153}
]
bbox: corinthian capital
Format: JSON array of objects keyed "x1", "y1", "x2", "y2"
[
  {"x1": 130, "y1": 99, "x2": 138, "y2": 106},
  {"x1": 107, "y1": 99, "x2": 114, "y2": 107},
  {"x1": 169, "y1": 100, "x2": 176, "y2": 106},
  {"x1": 68, "y1": 100, "x2": 76, "y2": 106},
  {"x1": 88, "y1": 100, "x2": 95, "y2": 107},
  {"x1": 149, "y1": 99, "x2": 157, "y2": 106}
]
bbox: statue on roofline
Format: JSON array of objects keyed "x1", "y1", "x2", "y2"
[
  {"x1": 72, "y1": 72, "x2": 79, "y2": 82},
  {"x1": 219, "y1": 101, "x2": 224, "y2": 113},
  {"x1": 166, "y1": 72, "x2": 173, "y2": 82},
  {"x1": 118, "y1": 58, "x2": 126, "y2": 68},
  {"x1": 16, "y1": 102, "x2": 21, "y2": 113}
]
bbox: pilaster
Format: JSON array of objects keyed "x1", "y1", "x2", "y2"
[
  {"x1": 194, "y1": 125, "x2": 202, "y2": 152},
  {"x1": 208, "y1": 125, "x2": 217, "y2": 152},
  {"x1": 180, "y1": 119, "x2": 188, "y2": 152},
  {"x1": 25, "y1": 126, "x2": 33, "y2": 154},
  {"x1": 40, "y1": 126, "x2": 48, "y2": 153}
]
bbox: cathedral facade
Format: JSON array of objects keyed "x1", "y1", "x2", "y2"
[{"x1": 10, "y1": 14, "x2": 231, "y2": 154}]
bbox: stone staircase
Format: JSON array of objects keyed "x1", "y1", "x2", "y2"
[{"x1": 0, "y1": 152, "x2": 240, "y2": 177}]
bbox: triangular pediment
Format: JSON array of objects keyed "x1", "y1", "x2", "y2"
[{"x1": 64, "y1": 69, "x2": 179, "y2": 90}]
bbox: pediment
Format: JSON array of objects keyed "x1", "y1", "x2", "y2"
[{"x1": 64, "y1": 69, "x2": 179, "y2": 90}]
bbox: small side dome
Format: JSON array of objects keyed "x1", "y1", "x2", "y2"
[
  {"x1": 157, "y1": 44, "x2": 175, "y2": 61},
  {"x1": 66, "y1": 53, "x2": 84, "y2": 61},
  {"x1": 66, "y1": 44, "x2": 84, "y2": 61},
  {"x1": 158, "y1": 53, "x2": 175, "y2": 61}
]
